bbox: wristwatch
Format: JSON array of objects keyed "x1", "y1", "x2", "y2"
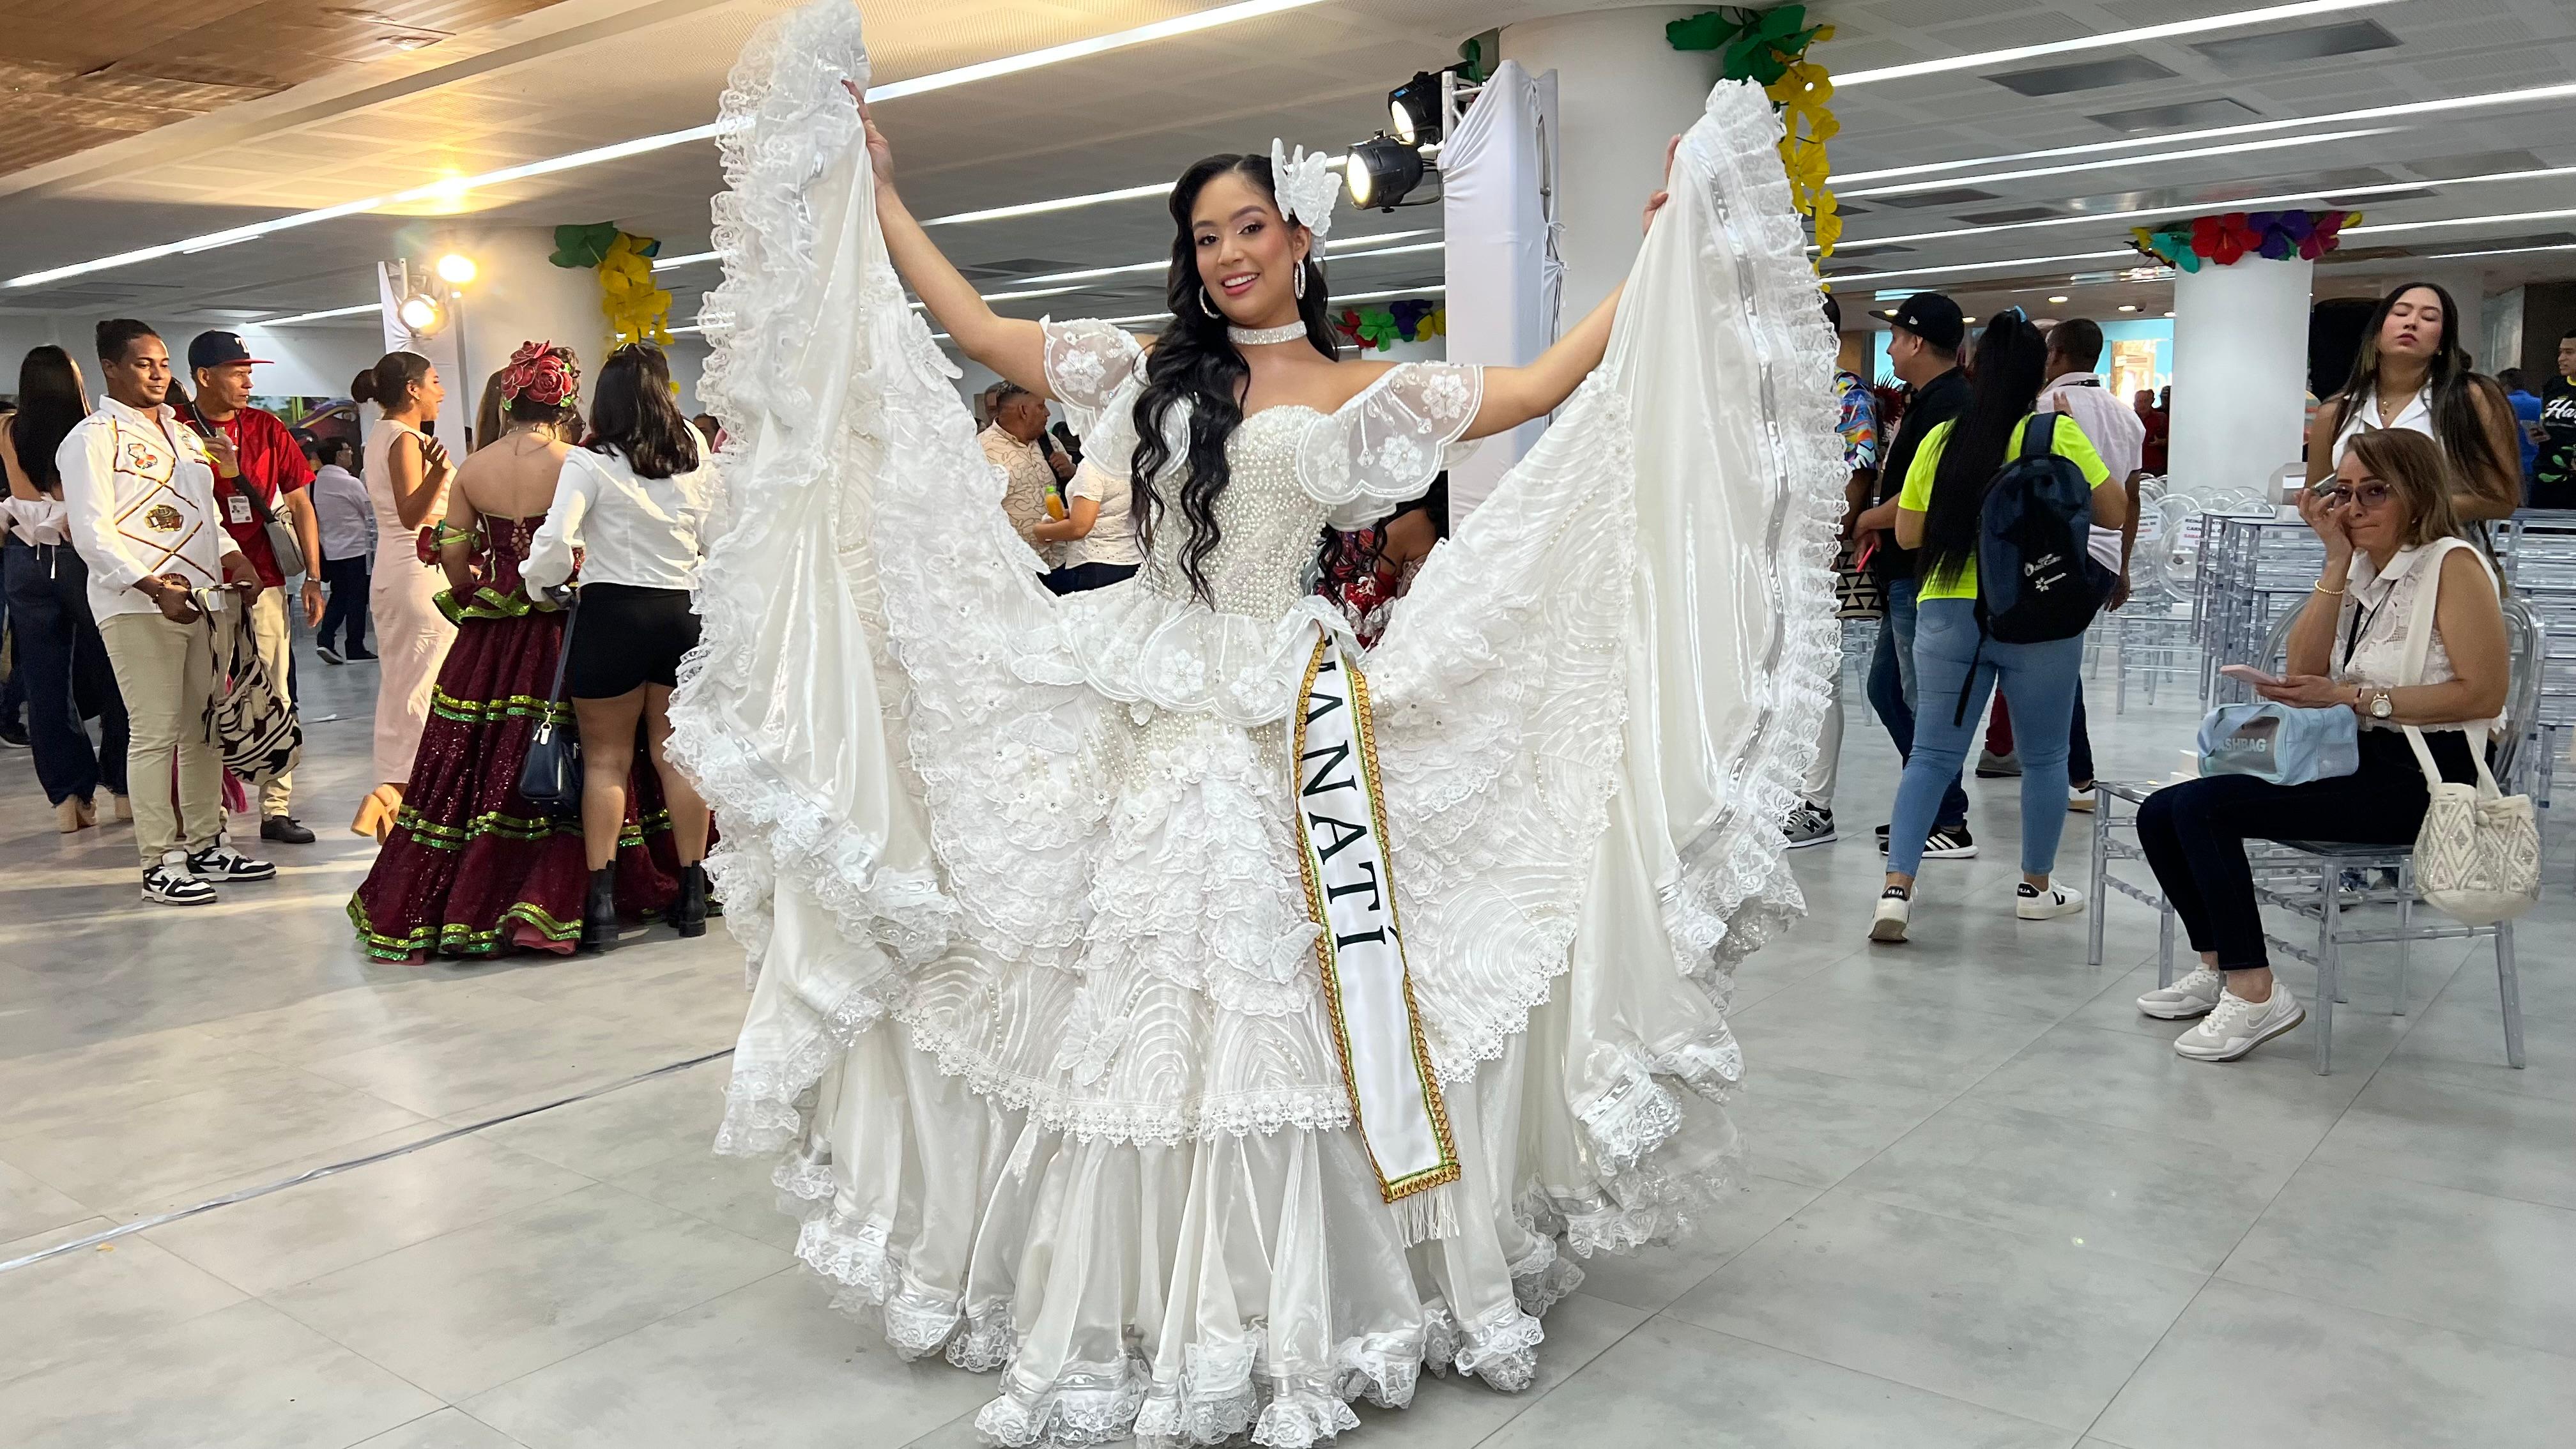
[{"x1": 2371, "y1": 689, "x2": 2395, "y2": 720}]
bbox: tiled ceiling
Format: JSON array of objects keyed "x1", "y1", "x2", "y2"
[{"x1": 0, "y1": 0, "x2": 2570, "y2": 337}]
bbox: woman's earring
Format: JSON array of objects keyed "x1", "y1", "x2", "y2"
[
  {"x1": 1294, "y1": 261, "x2": 1307, "y2": 300},
  {"x1": 1200, "y1": 287, "x2": 1220, "y2": 318}
]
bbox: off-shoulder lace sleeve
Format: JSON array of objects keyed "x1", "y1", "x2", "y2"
[
  {"x1": 1041, "y1": 319, "x2": 1145, "y2": 433},
  {"x1": 1296, "y1": 362, "x2": 1483, "y2": 528}
]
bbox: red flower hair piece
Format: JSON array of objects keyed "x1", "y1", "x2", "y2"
[{"x1": 499, "y1": 341, "x2": 579, "y2": 407}]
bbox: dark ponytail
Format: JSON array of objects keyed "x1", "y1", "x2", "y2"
[
  {"x1": 1919, "y1": 311, "x2": 2050, "y2": 590},
  {"x1": 1130, "y1": 152, "x2": 1337, "y2": 604},
  {"x1": 353, "y1": 351, "x2": 433, "y2": 412}
]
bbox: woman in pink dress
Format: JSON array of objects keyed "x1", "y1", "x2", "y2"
[{"x1": 352, "y1": 351, "x2": 457, "y2": 839}]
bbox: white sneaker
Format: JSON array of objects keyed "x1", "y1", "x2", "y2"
[
  {"x1": 2172, "y1": 985, "x2": 2304, "y2": 1062},
  {"x1": 2137, "y1": 967, "x2": 2224, "y2": 1020},
  {"x1": 141, "y1": 852, "x2": 217, "y2": 906},
  {"x1": 2014, "y1": 882, "x2": 2085, "y2": 920},
  {"x1": 1869, "y1": 887, "x2": 1912, "y2": 943},
  {"x1": 187, "y1": 836, "x2": 277, "y2": 882}
]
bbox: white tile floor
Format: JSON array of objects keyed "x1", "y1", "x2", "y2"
[{"x1": 2, "y1": 641, "x2": 2570, "y2": 1449}]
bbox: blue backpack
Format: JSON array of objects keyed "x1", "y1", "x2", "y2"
[{"x1": 1977, "y1": 412, "x2": 2115, "y2": 645}]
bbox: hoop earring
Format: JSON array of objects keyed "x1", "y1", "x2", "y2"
[
  {"x1": 1199, "y1": 288, "x2": 1220, "y2": 318},
  {"x1": 1294, "y1": 261, "x2": 1308, "y2": 299}
]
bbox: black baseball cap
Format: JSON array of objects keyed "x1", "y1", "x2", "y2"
[
  {"x1": 187, "y1": 330, "x2": 269, "y2": 372},
  {"x1": 1869, "y1": 292, "x2": 1965, "y2": 352}
]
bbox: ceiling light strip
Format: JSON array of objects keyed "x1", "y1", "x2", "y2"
[
  {"x1": 6, "y1": 0, "x2": 1334, "y2": 290},
  {"x1": 2345, "y1": 208, "x2": 2576, "y2": 237},
  {"x1": 1835, "y1": 0, "x2": 2407, "y2": 88},
  {"x1": 258, "y1": 302, "x2": 384, "y2": 325},
  {"x1": 1830, "y1": 79, "x2": 2576, "y2": 187},
  {"x1": 1839, "y1": 128, "x2": 2398, "y2": 200},
  {"x1": 1839, "y1": 163, "x2": 2576, "y2": 252},
  {"x1": 2428, "y1": 240, "x2": 2576, "y2": 261},
  {"x1": 1827, "y1": 250, "x2": 2137, "y2": 287}
]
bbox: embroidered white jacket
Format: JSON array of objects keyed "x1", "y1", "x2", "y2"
[{"x1": 59, "y1": 397, "x2": 245, "y2": 622}]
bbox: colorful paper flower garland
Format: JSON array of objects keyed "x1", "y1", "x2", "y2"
[
  {"x1": 549, "y1": 223, "x2": 675, "y2": 348},
  {"x1": 1669, "y1": 6, "x2": 1841, "y2": 257},
  {"x1": 2129, "y1": 209, "x2": 2361, "y2": 272},
  {"x1": 1335, "y1": 300, "x2": 1446, "y2": 351}
]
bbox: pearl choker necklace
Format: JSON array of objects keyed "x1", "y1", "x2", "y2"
[{"x1": 1227, "y1": 321, "x2": 1309, "y2": 347}]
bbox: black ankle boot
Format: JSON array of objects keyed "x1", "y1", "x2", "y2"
[
  {"x1": 581, "y1": 865, "x2": 618, "y2": 953},
  {"x1": 672, "y1": 863, "x2": 709, "y2": 939}
]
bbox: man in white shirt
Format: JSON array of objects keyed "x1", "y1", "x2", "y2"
[
  {"x1": 305, "y1": 438, "x2": 378, "y2": 663},
  {"x1": 2037, "y1": 317, "x2": 2149, "y2": 803},
  {"x1": 60, "y1": 320, "x2": 277, "y2": 905}
]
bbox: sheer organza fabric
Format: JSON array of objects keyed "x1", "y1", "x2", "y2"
[{"x1": 668, "y1": 4, "x2": 1844, "y2": 1444}]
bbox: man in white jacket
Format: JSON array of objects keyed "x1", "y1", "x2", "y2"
[{"x1": 60, "y1": 319, "x2": 278, "y2": 905}]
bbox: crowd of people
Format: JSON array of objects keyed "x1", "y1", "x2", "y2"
[{"x1": 1802, "y1": 277, "x2": 2533, "y2": 1065}]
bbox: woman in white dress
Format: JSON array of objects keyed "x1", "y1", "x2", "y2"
[
  {"x1": 671, "y1": 4, "x2": 1844, "y2": 1443},
  {"x1": 352, "y1": 351, "x2": 456, "y2": 839}
]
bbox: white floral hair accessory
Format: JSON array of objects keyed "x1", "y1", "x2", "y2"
[{"x1": 1270, "y1": 139, "x2": 1338, "y2": 240}]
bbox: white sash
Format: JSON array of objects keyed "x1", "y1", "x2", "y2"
[{"x1": 1291, "y1": 626, "x2": 1459, "y2": 1243}]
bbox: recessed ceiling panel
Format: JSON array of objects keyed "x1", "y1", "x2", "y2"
[
  {"x1": 2189, "y1": 19, "x2": 2402, "y2": 75},
  {"x1": 1987, "y1": 54, "x2": 2179, "y2": 100},
  {"x1": 2083, "y1": 98, "x2": 2263, "y2": 134}
]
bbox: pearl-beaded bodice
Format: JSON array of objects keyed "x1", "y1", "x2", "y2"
[{"x1": 1141, "y1": 406, "x2": 1335, "y2": 620}]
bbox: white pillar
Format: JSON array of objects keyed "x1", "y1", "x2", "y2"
[
  {"x1": 1499, "y1": 6, "x2": 1713, "y2": 319},
  {"x1": 447, "y1": 226, "x2": 614, "y2": 414},
  {"x1": 2170, "y1": 256, "x2": 2313, "y2": 501}
]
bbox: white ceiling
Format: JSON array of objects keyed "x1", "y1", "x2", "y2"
[{"x1": 1, "y1": 0, "x2": 2570, "y2": 340}]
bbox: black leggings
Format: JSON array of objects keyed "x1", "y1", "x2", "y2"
[{"x1": 2136, "y1": 728, "x2": 2478, "y2": 971}]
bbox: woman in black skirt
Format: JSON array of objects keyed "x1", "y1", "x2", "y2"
[{"x1": 523, "y1": 344, "x2": 719, "y2": 950}]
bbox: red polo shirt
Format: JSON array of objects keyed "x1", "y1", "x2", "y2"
[{"x1": 178, "y1": 402, "x2": 313, "y2": 589}]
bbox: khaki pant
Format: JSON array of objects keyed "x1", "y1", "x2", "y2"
[
  {"x1": 247, "y1": 587, "x2": 296, "y2": 816},
  {"x1": 98, "y1": 608, "x2": 226, "y2": 865}
]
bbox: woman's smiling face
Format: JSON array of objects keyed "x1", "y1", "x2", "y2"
[{"x1": 1190, "y1": 169, "x2": 1307, "y2": 328}]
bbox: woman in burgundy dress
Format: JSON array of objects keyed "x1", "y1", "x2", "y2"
[{"x1": 349, "y1": 342, "x2": 695, "y2": 961}]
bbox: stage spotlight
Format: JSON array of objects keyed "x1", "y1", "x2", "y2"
[
  {"x1": 1346, "y1": 135, "x2": 1425, "y2": 210},
  {"x1": 434, "y1": 252, "x2": 477, "y2": 284},
  {"x1": 397, "y1": 291, "x2": 447, "y2": 334},
  {"x1": 1389, "y1": 70, "x2": 1443, "y2": 146}
]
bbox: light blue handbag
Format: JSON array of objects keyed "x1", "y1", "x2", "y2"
[{"x1": 2196, "y1": 701, "x2": 2361, "y2": 786}]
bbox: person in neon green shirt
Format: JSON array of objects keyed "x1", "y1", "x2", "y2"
[{"x1": 1871, "y1": 311, "x2": 2126, "y2": 945}]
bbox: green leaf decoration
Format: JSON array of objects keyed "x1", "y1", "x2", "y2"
[
  {"x1": 1666, "y1": 11, "x2": 1744, "y2": 52},
  {"x1": 549, "y1": 222, "x2": 619, "y2": 270}
]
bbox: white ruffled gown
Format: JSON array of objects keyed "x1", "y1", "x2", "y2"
[{"x1": 669, "y1": 4, "x2": 1846, "y2": 1444}]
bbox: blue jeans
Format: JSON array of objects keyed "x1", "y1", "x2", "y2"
[
  {"x1": 1864, "y1": 576, "x2": 1969, "y2": 829},
  {"x1": 1889, "y1": 597, "x2": 2082, "y2": 877}
]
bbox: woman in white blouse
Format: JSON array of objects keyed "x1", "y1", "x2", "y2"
[
  {"x1": 2304, "y1": 280, "x2": 2522, "y2": 523},
  {"x1": 524, "y1": 344, "x2": 717, "y2": 949},
  {"x1": 1032, "y1": 457, "x2": 1140, "y2": 594},
  {"x1": 2136, "y1": 428, "x2": 2507, "y2": 1063}
]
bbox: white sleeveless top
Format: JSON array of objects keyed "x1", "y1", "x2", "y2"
[
  {"x1": 2331, "y1": 384, "x2": 2434, "y2": 463},
  {"x1": 2331, "y1": 540, "x2": 2499, "y2": 733}
]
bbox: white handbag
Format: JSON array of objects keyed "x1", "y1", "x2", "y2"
[{"x1": 2395, "y1": 539, "x2": 2539, "y2": 925}]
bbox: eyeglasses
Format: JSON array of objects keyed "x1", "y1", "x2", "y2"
[{"x1": 2316, "y1": 480, "x2": 2396, "y2": 510}]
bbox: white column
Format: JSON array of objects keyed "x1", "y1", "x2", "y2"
[
  {"x1": 1499, "y1": 6, "x2": 1712, "y2": 319},
  {"x1": 447, "y1": 226, "x2": 613, "y2": 407},
  {"x1": 2170, "y1": 256, "x2": 2313, "y2": 501}
]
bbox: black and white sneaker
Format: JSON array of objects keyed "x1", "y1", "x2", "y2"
[
  {"x1": 316, "y1": 644, "x2": 346, "y2": 666},
  {"x1": 2014, "y1": 881, "x2": 2086, "y2": 919},
  {"x1": 1921, "y1": 825, "x2": 1979, "y2": 859},
  {"x1": 187, "y1": 836, "x2": 277, "y2": 882},
  {"x1": 1783, "y1": 802, "x2": 1837, "y2": 848},
  {"x1": 142, "y1": 852, "x2": 217, "y2": 906},
  {"x1": 1869, "y1": 886, "x2": 1912, "y2": 942}
]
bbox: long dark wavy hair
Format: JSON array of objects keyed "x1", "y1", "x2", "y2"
[
  {"x1": 1131, "y1": 152, "x2": 1337, "y2": 604},
  {"x1": 2324, "y1": 280, "x2": 2510, "y2": 496},
  {"x1": 585, "y1": 344, "x2": 699, "y2": 479},
  {"x1": 10, "y1": 346, "x2": 89, "y2": 493},
  {"x1": 1920, "y1": 310, "x2": 2050, "y2": 590}
]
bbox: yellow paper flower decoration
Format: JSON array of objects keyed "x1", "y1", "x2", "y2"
[{"x1": 599, "y1": 231, "x2": 673, "y2": 348}]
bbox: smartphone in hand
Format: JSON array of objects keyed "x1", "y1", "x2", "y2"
[{"x1": 2218, "y1": 664, "x2": 2284, "y2": 687}]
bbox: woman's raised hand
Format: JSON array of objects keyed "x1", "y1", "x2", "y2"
[
  {"x1": 1641, "y1": 134, "x2": 1680, "y2": 235},
  {"x1": 849, "y1": 90, "x2": 896, "y2": 189},
  {"x1": 2297, "y1": 480, "x2": 2352, "y2": 557}
]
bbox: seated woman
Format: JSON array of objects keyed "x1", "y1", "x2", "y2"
[
  {"x1": 2135, "y1": 428, "x2": 2508, "y2": 1062},
  {"x1": 1033, "y1": 457, "x2": 1139, "y2": 594}
]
